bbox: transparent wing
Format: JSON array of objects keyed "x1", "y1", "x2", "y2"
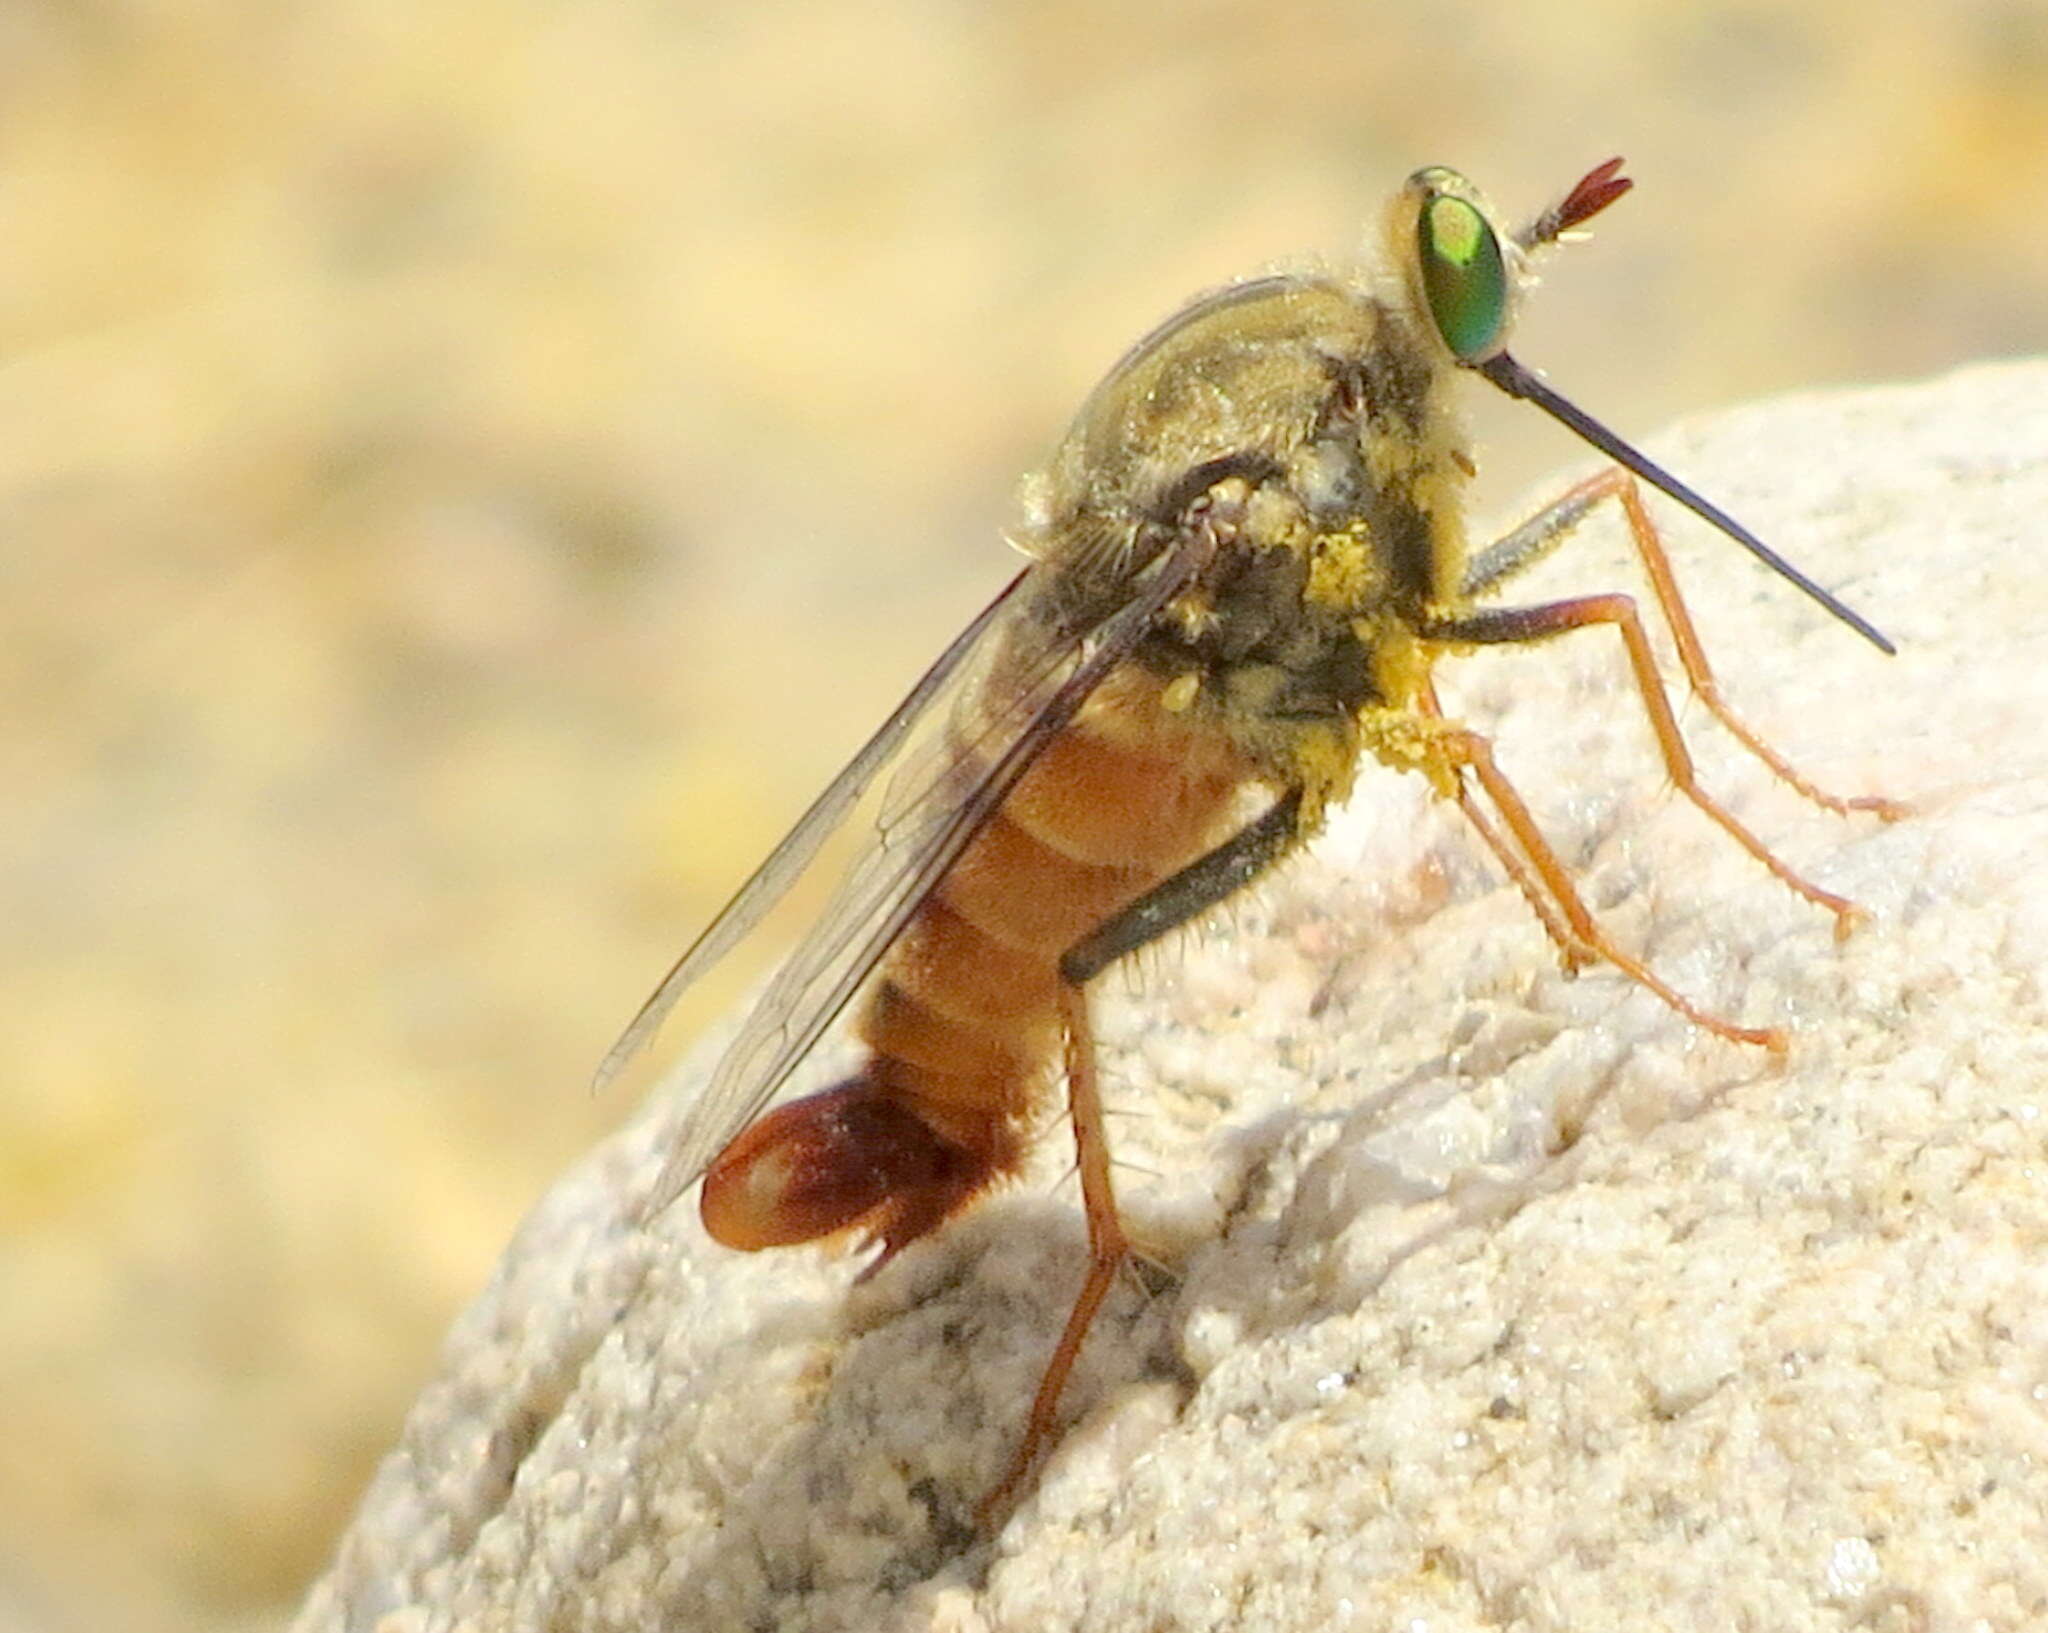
[
  {"x1": 594, "y1": 568, "x2": 1031, "y2": 1094},
  {"x1": 639, "y1": 528, "x2": 1213, "y2": 1220}
]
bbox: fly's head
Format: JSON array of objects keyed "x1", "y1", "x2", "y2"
[
  {"x1": 1387, "y1": 160, "x2": 1891, "y2": 651},
  {"x1": 1388, "y1": 159, "x2": 1633, "y2": 376}
]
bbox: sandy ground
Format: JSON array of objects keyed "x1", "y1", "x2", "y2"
[{"x1": 3, "y1": 5, "x2": 2045, "y2": 1630}]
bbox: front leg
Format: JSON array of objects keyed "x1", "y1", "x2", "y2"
[
  {"x1": 1460, "y1": 465, "x2": 1904, "y2": 822},
  {"x1": 1426, "y1": 590, "x2": 1869, "y2": 938}
]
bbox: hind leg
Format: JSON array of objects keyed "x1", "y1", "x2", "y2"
[{"x1": 976, "y1": 981, "x2": 1126, "y2": 1527}]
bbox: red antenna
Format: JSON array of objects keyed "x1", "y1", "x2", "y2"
[{"x1": 1519, "y1": 156, "x2": 1633, "y2": 250}]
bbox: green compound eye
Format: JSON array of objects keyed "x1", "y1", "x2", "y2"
[{"x1": 1417, "y1": 193, "x2": 1508, "y2": 361}]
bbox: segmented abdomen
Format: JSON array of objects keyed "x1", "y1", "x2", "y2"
[{"x1": 699, "y1": 665, "x2": 1255, "y2": 1257}]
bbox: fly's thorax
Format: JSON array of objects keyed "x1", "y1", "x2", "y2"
[
  {"x1": 1020, "y1": 263, "x2": 1477, "y2": 637},
  {"x1": 1003, "y1": 259, "x2": 1490, "y2": 806},
  {"x1": 1050, "y1": 275, "x2": 1379, "y2": 510}
]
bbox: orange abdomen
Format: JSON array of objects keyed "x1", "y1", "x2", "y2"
[{"x1": 700, "y1": 672, "x2": 1253, "y2": 1259}]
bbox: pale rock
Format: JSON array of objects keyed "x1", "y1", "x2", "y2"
[{"x1": 298, "y1": 361, "x2": 2048, "y2": 1633}]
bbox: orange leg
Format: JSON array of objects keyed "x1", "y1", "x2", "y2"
[
  {"x1": 1417, "y1": 679, "x2": 1589, "y2": 975},
  {"x1": 1464, "y1": 466, "x2": 1906, "y2": 827},
  {"x1": 1437, "y1": 720, "x2": 1785, "y2": 1051},
  {"x1": 1437, "y1": 583, "x2": 1874, "y2": 942},
  {"x1": 977, "y1": 981, "x2": 1127, "y2": 1527},
  {"x1": 1438, "y1": 457, "x2": 1918, "y2": 927}
]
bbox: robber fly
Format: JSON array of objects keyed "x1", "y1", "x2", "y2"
[{"x1": 601, "y1": 159, "x2": 1898, "y2": 1524}]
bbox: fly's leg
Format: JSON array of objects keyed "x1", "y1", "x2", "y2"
[
  {"x1": 1434, "y1": 720, "x2": 1785, "y2": 1050},
  {"x1": 1416, "y1": 679, "x2": 1589, "y2": 976},
  {"x1": 1059, "y1": 790, "x2": 1303, "y2": 985},
  {"x1": 1461, "y1": 466, "x2": 1906, "y2": 827},
  {"x1": 976, "y1": 982, "x2": 1126, "y2": 1529},
  {"x1": 977, "y1": 793, "x2": 1304, "y2": 1526},
  {"x1": 1430, "y1": 587, "x2": 1868, "y2": 939},
  {"x1": 1434, "y1": 466, "x2": 1905, "y2": 947},
  {"x1": 1430, "y1": 672, "x2": 1777, "y2": 1038}
]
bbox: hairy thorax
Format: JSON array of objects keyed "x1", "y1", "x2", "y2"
[{"x1": 1017, "y1": 270, "x2": 1476, "y2": 817}]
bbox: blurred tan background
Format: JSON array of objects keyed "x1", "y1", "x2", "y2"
[{"x1": 2, "y1": 3, "x2": 2043, "y2": 1629}]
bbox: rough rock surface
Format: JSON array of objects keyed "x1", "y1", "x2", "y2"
[{"x1": 298, "y1": 362, "x2": 2048, "y2": 1633}]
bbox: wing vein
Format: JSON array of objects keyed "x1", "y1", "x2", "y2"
[
  {"x1": 593, "y1": 568, "x2": 1032, "y2": 1092},
  {"x1": 638, "y1": 526, "x2": 1215, "y2": 1220}
]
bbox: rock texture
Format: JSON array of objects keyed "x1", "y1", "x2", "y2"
[{"x1": 298, "y1": 362, "x2": 2048, "y2": 1633}]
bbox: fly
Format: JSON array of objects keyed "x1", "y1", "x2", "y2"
[{"x1": 600, "y1": 158, "x2": 1901, "y2": 1525}]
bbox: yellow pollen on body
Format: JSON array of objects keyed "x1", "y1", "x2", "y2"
[{"x1": 1306, "y1": 522, "x2": 1381, "y2": 610}]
